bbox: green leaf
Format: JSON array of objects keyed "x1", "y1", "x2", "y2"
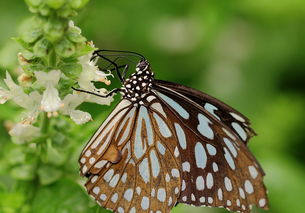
[
  {"x1": 55, "y1": 37, "x2": 76, "y2": 58},
  {"x1": 0, "y1": 191, "x2": 26, "y2": 211},
  {"x1": 46, "y1": 140, "x2": 66, "y2": 166},
  {"x1": 7, "y1": 148, "x2": 26, "y2": 165},
  {"x1": 13, "y1": 37, "x2": 33, "y2": 51},
  {"x1": 37, "y1": 165, "x2": 62, "y2": 185},
  {"x1": 60, "y1": 62, "x2": 82, "y2": 80},
  {"x1": 10, "y1": 164, "x2": 35, "y2": 181},
  {"x1": 33, "y1": 38, "x2": 52, "y2": 57},
  {"x1": 32, "y1": 179, "x2": 96, "y2": 213}
]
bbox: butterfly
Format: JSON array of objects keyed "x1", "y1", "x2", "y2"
[{"x1": 77, "y1": 50, "x2": 269, "y2": 213}]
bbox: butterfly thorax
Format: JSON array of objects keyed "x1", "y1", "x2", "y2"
[{"x1": 121, "y1": 60, "x2": 154, "y2": 102}]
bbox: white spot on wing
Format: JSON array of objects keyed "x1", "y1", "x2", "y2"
[
  {"x1": 157, "y1": 141, "x2": 166, "y2": 155},
  {"x1": 109, "y1": 174, "x2": 120, "y2": 188},
  {"x1": 124, "y1": 188, "x2": 134, "y2": 202},
  {"x1": 204, "y1": 103, "x2": 220, "y2": 120},
  {"x1": 259, "y1": 198, "x2": 266, "y2": 207},
  {"x1": 141, "y1": 197, "x2": 150, "y2": 210},
  {"x1": 197, "y1": 114, "x2": 214, "y2": 139},
  {"x1": 157, "y1": 92, "x2": 189, "y2": 119},
  {"x1": 195, "y1": 142, "x2": 207, "y2": 169},
  {"x1": 206, "y1": 144, "x2": 216, "y2": 155},
  {"x1": 218, "y1": 188, "x2": 223, "y2": 200},
  {"x1": 150, "y1": 150, "x2": 160, "y2": 178},
  {"x1": 248, "y1": 166, "x2": 258, "y2": 179},
  {"x1": 93, "y1": 187, "x2": 100, "y2": 195},
  {"x1": 157, "y1": 188, "x2": 166, "y2": 202},
  {"x1": 111, "y1": 193, "x2": 118, "y2": 203},
  {"x1": 206, "y1": 173, "x2": 214, "y2": 189},
  {"x1": 151, "y1": 102, "x2": 167, "y2": 118},
  {"x1": 232, "y1": 122, "x2": 247, "y2": 141},
  {"x1": 230, "y1": 112, "x2": 246, "y2": 122},
  {"x1": 244, "y1": 180, "x2": 254, "y2": 194},
  {"x1": 134, "y1": 106, "x2": 153, "y2": 159},
  {"x1": 182, "y1": 161, "x2": 190, "y2": 172},
  {"x1": 174, "y1": 123, "x2": 187, "y2": 149},
  {"x1": 103, "y1": 169, "x2": 114, "y2": 182},
  {"x1": 139, "y1": 158, "x2": 150, "y2": 183},
  {"x1": 196, "y1": 176, "x2": 205, "y2": 191},
  {"x1": 224, "y1": 138, "x2": 237, "y2": 157},
  {"x1": 153, "y1": 112, "x2": 172, "y2": 138},
  {"x1": 94, "y1": 160, "x2": 107, "y2": 169},
  {"x1": 224, "y1": 177, "x2": 233, "y2": 191},
  {"x1": 171, "y1": 168, "x2": 180, "y2": 178},
  {"x1": 224, "y1": 147, "x2": 235, "y2": 170},
  {"x1": 212, "y1": 162, "x2": 219, "y2": 172}
]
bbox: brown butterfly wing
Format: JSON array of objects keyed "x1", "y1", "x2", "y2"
[
  {"x1": 79, "y1": 97, "x2": 182, "y2": 212},
  {"x1": 151, "y1": 85, "x2": 268, "y2": 213},
  {"x1": 155, "y1": 80, "x2": 256, "y2": 144}
]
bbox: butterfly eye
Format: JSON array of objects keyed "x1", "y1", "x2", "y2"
[{"x1": 79, "y1": 50, "x2": 268, "y2": 213}]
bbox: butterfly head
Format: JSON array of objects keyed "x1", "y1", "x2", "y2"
[{"x1": 121, "y1": 60, "x2": 154, "y2": 102}]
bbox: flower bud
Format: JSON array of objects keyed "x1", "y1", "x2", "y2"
[
  {"x1": 43, "y1": 17, "x2": 66, "y2": 42},
  {"x1": 33, "y1": 38, "x2": 51, "y2": 57},
  {"x1": 55, "y1": 37, "x2": 76, "y2": 58},
  {"x1": 69, "y1": 0, "x2": 90, "y2": 9},
  {"x1": 45, "y1": 0, "x2": 66, "y2": 9}
]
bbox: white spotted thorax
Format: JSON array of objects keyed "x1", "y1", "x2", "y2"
[{"x1": 121, "y1": 60, "x2": 154, "y2": 103}]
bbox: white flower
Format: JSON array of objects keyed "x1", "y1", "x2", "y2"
[
  {"x1": 9, "y1": 123, "x2": 40, "y2": 143},
  {"x1": 35, "y1": 70, "x2": 63, "y2": 112},
  {"x1": 60, "y1": 93, "x2": 90, "y2": 124},
  {"x1": 69, "y1": 110, "x2": 91, "y2": 125},
  {"x1": 0, "y1": 87, "x2": 10, "y2": 104},
  {"x1": 1, "y1": 71, "x2": 34, "y2": 109},
  {"x1": 79, "y1": 88, "x2": 114, "y2": 106},
  {"x1": 78, "y1": 46, "x2": 113, "y2": 91}
]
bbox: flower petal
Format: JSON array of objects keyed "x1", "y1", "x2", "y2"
[
  {"x1": 35, "y1": 70, "x2": 61, "y2": 87},
  {"x1": 41, "y1": 85, "x2": 62, "y2": 112},
  {"x1": 70, "y1": 110, "x2": 92, "y2": 125},
  {"x1": 61, "y1": 93, "x2": 85, "y2": 114},
  {"x1": 9, "y1": 123, "x2": 40, "y2": 143},
  {"x1": 0, "y1": 87, "x2": 11, "y2": 104}
]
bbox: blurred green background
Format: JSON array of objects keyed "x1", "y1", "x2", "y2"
[{"x1": 0, "y1": 0, "x2": 305, "y2": 213}]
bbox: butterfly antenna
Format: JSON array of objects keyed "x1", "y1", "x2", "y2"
[{"x1": 94, "y1": 49, "x2": 145, "y2": 61}]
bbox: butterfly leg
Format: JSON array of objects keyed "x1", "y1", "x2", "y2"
[
  {"x1": 122, "y1": 64, "x2": 129, "y2": 79},
  {"x1": 71, "y1": 87, "x2": 123, "y2": 98}
]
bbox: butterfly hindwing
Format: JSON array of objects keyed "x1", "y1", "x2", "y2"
[
  {"x1": 155, "y1": 80, "x2": 256, "y2": 144},
  {"x1": 152, "y1": 85, "x2": 268, "y2": 212}
]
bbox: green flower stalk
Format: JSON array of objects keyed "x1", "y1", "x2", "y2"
[{"x1": 0, "y1": 0, "x2": 114, "y2": 143}]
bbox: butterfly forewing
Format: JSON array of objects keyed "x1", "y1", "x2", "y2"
[
  {"x1": 155, "y1": 80, "x2": 256, "y2": 144},
  {"x1": 152, "y1": 86, "x2": 268, "y2": 212}
]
